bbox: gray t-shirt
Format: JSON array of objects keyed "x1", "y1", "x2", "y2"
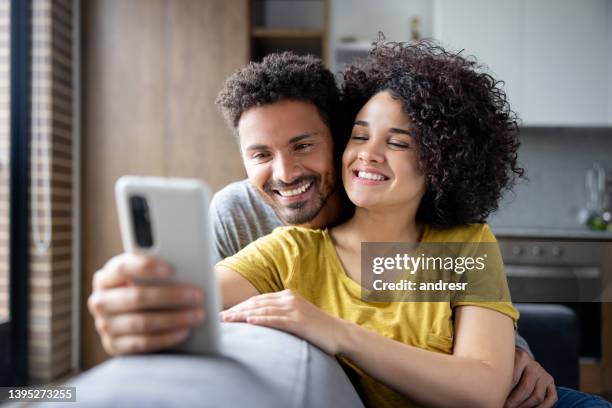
[
  {"x1": 208, "y1": 178, "x2": 533, "y2": 356},
  {"x1": 209, "y1": 179, "x2": 282, "y2": 263}
]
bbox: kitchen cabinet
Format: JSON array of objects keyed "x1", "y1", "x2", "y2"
[{"x1": 433, "y1": 0, "x2": 611, "y2": 127}]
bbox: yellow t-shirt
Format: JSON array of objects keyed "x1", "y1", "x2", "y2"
[{"x1": 217, "y1": 223, "x2": 518, "y2": 408}]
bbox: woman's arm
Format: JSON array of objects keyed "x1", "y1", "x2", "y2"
[
  {"x1": 215, "y1": 265, "x2": 261, "y2": 309},
  {"x1": 339, "y1": 305, "x2": 515, "y2": 408},
  {"x1": 222, "y1": 291, "x2": 515, "y2": 408}
]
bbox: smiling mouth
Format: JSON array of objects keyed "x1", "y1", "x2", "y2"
[
  {"x1": 273, "y1": 181, "x2": 313, "y2": 198},
  {"x1": 353, "y1": 170, "x2": 389, "y2": 181}
]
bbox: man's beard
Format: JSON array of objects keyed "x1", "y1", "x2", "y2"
[{"x1": 261, "y1": 172, "x2": 336, "y2": 225}]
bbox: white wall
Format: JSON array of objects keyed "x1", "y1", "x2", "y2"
[
  {"x1": 608, "y1": 0, "x2": 612, "y2": 123},
  {"x1": 328, "y1": 0, "x2": 433, "y2": 74},
  {"x1": 433, "y1": 0, "x2": 611, "y2": 126}
]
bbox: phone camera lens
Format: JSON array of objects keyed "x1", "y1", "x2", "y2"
[{"x1": 129, "y1": 195, "x2": 154, "y2": 248}]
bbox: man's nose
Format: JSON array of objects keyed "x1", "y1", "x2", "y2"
[{"x1": 272, "y1": 154, "x2": 302, "y2": 184}]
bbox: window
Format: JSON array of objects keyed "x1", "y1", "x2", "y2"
[
  {"x1": 1, "y1": 0, "x2": 81, "y2": 386},
  {"x1": 0, "y1": 0, "x2": 9, "y2": 326},
  {"x1": 0, "y1": 0, "x2": 29, "y2": 387}
]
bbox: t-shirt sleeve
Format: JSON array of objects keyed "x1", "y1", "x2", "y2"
[
  {"x1": 216, "y1": 228, "x2": 297, "y2": 294},
  {"x1": 452, "y1": 300, "x2": 519, "y2": 324},
  {"x1": 209, "y1": 192, "x2": 238, "y2": 264},
  {"x1": 451, "y1": 224, "x2": 520, "y2": 324}
]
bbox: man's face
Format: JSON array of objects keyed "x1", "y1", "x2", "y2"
[{"x1": 238, "y1": 99, "x2": 337, "y2": 225}]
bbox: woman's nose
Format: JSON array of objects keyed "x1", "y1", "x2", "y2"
[{"x1": 358, "y1": 145, "x2": 384, "y2": 163}]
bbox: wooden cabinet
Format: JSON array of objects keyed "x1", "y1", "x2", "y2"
[
  {"x1": 249, "y1": 0, "x2": 328, "y2": 63},
  {"x1": 433, "y1": 0, "x2": 611, "y2": 127}
]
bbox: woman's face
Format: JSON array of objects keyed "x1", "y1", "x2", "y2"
[{"x1": 342, "y1": 91, "x2": 427, "y2": 212}]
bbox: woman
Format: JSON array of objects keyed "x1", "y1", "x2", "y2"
[{"x1": 216, "y1": 39, "x2": 524, "y2": 407}]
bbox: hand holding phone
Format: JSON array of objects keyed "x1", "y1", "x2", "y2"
[
  {"x1": 114, "y1": 176, "x2": 221, "y2": 354},
  {"x1": 88, "y1": 252, "x2": 205, "y2": 355}
]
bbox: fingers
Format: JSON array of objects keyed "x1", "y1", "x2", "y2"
[
  {"x1": 223, "y1": 290, "x2": 289, "y2": 312},
  {"x1": 516, "y1": 376, "x2": 550, "y2": 408},
  {"x1": 96, "y1": 308, "x2": 205, "y2": 336},
  {"x1": 89, "y1": 253, "x2": 206, "y2": 356},
  {"x1": 221, "y1": 306, "x2": 287, "y2": 322},
  {"x1": 93, "y1": 253, "x2": 174, "y2": 291},
  {"x1": 88, "y1": 284, "x2": 203, "y2": 316},
  {"x1": 505, "y1": 364, "x2": 537, "y2": 408},
  {"x1": 244, "y1": 315, "x2": 292, "y2": 330},
  {"x1": 103, "y1": 328, "x2": 192, "y2": 355},
  {"x1": 505, "y1": 349, "x2": 557, "y2": 408},
  {"x1": 220, "y1": 290, "x2": 300, "y2": 325},
  {"x1": 539, "y1": 384, "x2": 558, "y2": 408},
  {"x1": 221, "y1": 289, "x2": 299, "y2": 321}
]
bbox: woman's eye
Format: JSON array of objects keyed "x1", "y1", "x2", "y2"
[
  {"x1": 388, "y1": 141, "x2": 409, "y2": 149},
  {"x1": 351, "y1": 135, "x2": 368, "y2": 142}
]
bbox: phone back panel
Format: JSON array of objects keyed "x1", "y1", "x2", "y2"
[{"x1": 115, "y1": 176, "x2": 220, "y2": 354}]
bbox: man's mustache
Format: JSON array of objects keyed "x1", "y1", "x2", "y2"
[{"x1": 264, "y1": 175, "x2": 319, "y2": 193}]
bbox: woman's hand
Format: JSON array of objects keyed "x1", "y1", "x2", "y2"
[{"x1": 220, "y1": 289, "x2": 346, "y2": 355}]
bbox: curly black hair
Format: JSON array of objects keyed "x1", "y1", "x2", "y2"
[
  {"x1": 342, "y1": 38, "x2": 524, "y2": 227},
  {"x1": 216, "y1": 52, "x2": 341, "y2": 138}
]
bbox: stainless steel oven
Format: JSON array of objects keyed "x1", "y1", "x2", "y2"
[{"x1": 499, "y1": 238, "x2": 611, "y2": 359}]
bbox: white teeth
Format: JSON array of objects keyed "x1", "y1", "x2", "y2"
[
  {"x1": 358, "y1": 171, "x2": 386, "y2": 181},
  {"x1": 277, "y1": 182, "x2": 312, "y2": 197}
]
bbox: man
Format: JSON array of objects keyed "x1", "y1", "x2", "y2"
[{"x1": 89, "y1": 52, "x2": 558, "y2": 407}]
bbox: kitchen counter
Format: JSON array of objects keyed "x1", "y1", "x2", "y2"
[{"x1": 490, "y1": 226, "x2": 612, "y2": 241}]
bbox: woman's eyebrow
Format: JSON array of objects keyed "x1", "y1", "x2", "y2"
[
  {"x1": 355, "y1": 121, "x2": 410, "y2": 136},
  {"x1": 389, "y1": 127, "x2": 411, "y2": 136}
]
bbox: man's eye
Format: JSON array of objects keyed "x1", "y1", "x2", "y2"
[
  {"x1": 295, "y1": 143, "x2": 312, "y2": 151},
  {"x1": 351, "y1": 135, "x2": 368, "y2": 142},
  {"x1": 252, "y1": 152, "x2": 271, "y2": 160}
]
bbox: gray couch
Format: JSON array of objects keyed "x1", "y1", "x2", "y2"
[{"x1": 48, "y1": 323, "x2": 363, "y2": 408}]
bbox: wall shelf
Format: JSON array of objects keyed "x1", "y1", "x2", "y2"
[
  {"x1": 249, "y1": 0, "x2": 328, "y2": 63},
  {"x1": 251, "y1": 27, "x2": 324, "y2": 39}
]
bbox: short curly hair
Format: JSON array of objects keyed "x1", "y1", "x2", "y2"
[
  {"x1": 342, "y1": 38, "x2": 524, "y2": 227},
  {"x1": 216, "y1": 52, "x2": 341, "y2": 138}
]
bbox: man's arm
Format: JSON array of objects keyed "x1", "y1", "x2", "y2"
[{"x1": 515, "y1": 332, "x2": 533, "y2": 358}]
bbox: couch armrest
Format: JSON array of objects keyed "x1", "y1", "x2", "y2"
[{"x1": 44, "y1": 323, "x2": 363, "y2": 408}]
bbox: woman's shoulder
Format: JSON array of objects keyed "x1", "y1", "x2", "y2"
[
  {"x1": 266, "y1": 226, "x2": 329, "y2": 247},
  {"x1": 423, "y1": 223, "x2": 496, "y2": 243}
]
